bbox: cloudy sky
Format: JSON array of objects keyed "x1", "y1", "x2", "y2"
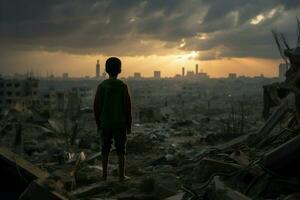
[{"x1": 0, "y1": 0, "x2": 299, "y2": 77}]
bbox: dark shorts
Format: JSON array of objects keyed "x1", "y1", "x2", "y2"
[{"x1": 101, "y1": 128, "x2": 127, "y2": 155}]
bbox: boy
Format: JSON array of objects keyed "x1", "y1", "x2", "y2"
[{"x1": 94, "y1": 57, "x2": 132, "y2": 182}]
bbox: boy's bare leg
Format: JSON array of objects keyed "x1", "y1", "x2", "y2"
[
  {"x1": 118, "y1": 155, "x2": 130, "y2": 182},
  {"x1": 102, "y1": 154, "x2": 109, "y2": 181}
]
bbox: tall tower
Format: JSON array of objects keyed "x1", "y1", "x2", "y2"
[
  {"x1": 154, "y1": 71, "x2": 161, "y2": 79},
  {"x1": 195, "y1": 64, "x2": 199, "y2": 74},
  {"x1": 182, "y1": 67, "x2": 185, "y2": 77},
  {"x1": 96, "y1": 60, "x2": 100, "y2": 78}
]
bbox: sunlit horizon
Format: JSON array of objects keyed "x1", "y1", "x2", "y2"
[{"x1": 0, "y1": 51, "x2": 281, "y2": 78}]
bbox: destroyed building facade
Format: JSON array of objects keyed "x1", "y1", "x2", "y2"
[{"x1": 0, "y1": 77, "x2": 39, "y2": 113}]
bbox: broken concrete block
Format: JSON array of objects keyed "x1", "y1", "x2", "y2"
[
  {"x1": 229, "y1": 151, "x2": 250, "y2": 166},
  {"x1": 18, "y1": 179, "x2": 68, "y2": 200},
  {"x1": 246, "y1": 174, "x2": 300, "y2": 199},
  {"x1": 263, "y1": 133, "x2": 300, "y2": 177},
  {"x1": 215, "y1": 134, "x2": 250, "y2": 151},
  {"x1": 75, "y1": 164, "x2": 103, "y2": 186},
  {"x1": 253, "y1": 103, "x2": 289, "y2": 145},
  {"x1": 283, "y1": 193, "x2": 300, "y2": 200},
  {"x1": 163, "y1": 193, "x2": 184, "y2": 200},
  {"x1": 205, "y1": 176, "x2": 252, "y2": 200},
  {"x1": 70, "y1": 182, "x2": 109, "y2": 198},
  {"x1": 192, "y1": 158, "x2": 242, "y2": 182},
  {"x1": 138, "y1": 177, "x2": 177, "y2": 199}
]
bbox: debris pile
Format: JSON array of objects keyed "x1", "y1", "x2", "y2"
[
  {"x1": 1, "y1": 20, "x2": 300, "y2": 200},
  {"x1": 1, "y1": 93, "x2": 300, "y2": 200}
]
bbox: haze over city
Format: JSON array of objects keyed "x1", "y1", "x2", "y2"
[
  {"x1": 1, "y1": 0, "x2": 299, "y2": 77},
  {"x1": 2, "y1": 1, "x2": 300, "y2": 199}
]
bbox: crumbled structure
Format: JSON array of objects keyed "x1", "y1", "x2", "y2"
[
  {"x1": 3, "y1": 21, "x2": 300, "y2": 200},
  {"x1": 263, "y1": 20, "x2": 300, "y2": 120},
  {"x1": 0, "y1": 77, "x2": 39, "y2": 113},
  {"x1": 192, "y1": 19, "x2": 300, "y2": 200},
  {"x1": 0, "y1": 147, "x2": 67, "y2": 199}
]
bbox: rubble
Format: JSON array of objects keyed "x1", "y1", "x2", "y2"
[
  {"x1": 204, "y1": 176, "x2": 251, "y2": 200},
  {"x1": 0, "y1": 147, "x2": 67, "y2": 199},
  {"x1": 1, "y1": 21, "x2": 300, "y2": 200},
  {"x1": 263, "y1": 133, "x2": 300, "y2": 177}
]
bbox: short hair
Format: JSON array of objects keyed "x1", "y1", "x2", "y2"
[{"x1": 105, "y1": 57, "x2": 121, "y2": 76}]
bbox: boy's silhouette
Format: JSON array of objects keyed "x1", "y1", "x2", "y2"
[{"x1": 94, "y1": 57, "x2": 132, "y2": 182}]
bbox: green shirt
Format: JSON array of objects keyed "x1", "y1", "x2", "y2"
[{"x1": 94, "y1": 78, "x2": 132, "y2": 129}]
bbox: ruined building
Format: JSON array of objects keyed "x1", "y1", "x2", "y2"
[{"x1": 0, "y1": 77, "x2": 39, "y2": 113}]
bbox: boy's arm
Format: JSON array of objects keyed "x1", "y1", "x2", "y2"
[
  {"x1": 125, "y1": 85, "x2": 132, "y2": 133},
  {"x1": 94, "y1": 85, "x2": 101, "y2": 128}
]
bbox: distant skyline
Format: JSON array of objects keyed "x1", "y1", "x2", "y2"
[
  {"x1": 0, "y1": 1, "x2": 299, "y2": 77},
  {"x1": 0, "y1": 51, "x2": 280, "y2": 78}
]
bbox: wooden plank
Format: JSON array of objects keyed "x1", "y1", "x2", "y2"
[
  {"x1": 263, "y1": 134, "x2": 300, "y2": 176},
  {"x1": 0, "y1": 147, "x2": 48, "y2": 180},
  {"x1": 254, "y1": 104, "x2": 289, "y2": 144},
  {"x1": 19, "y1": 179, "x2": 68, "y2": 200}
]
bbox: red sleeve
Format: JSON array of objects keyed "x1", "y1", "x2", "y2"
[
  {"x1": 124, "y1": 85, "x2": 132, "y2": 130},
  {"x1": 94, "y1": 85, "x2": 101, "y2": 127}
]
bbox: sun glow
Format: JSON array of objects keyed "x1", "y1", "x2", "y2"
[
  {"x1": 0, "y1": 50, "x2": 279, "y2": 78},
  {"x1": 176, "y1": 51, "x2": 199, "y2": 61},
  {"x1": 250, "y1": 8, "x2": 279, "y2": 25}
]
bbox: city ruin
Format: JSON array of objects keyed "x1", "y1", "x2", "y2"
[{"x1": 1, "y1": 2, "x2": 300, "y2": 200}]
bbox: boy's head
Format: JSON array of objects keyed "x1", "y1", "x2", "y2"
[{"x1": 105, "y1": 57, "x2": 121, "y2": 77}]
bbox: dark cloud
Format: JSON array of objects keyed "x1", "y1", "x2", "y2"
[
  {"x1": 280, "y1": 0, "x2": 300, "y2": 10},
  {"x1": 0, "y1": 0, "x2": 300, "y2": 60}
]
